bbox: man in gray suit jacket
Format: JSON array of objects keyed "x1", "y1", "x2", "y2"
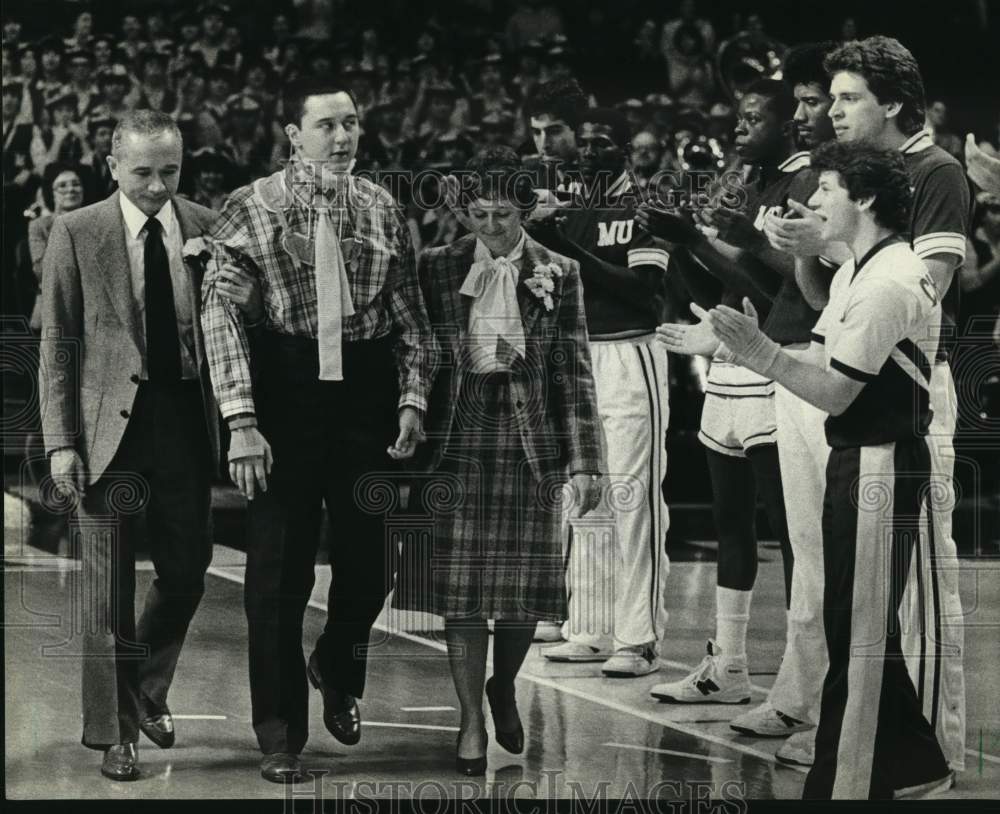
[{"x1": 38, "y1": 110, "x2": 225, "y2": 781}]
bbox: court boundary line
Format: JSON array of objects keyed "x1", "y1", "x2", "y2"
[{"x1": 206, "y1": 565, "x2": 1000, "y2": 770}]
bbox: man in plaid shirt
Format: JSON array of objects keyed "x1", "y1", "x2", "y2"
[{"x1": 200, "y1": 77, "x2": 434, "y2": 784}]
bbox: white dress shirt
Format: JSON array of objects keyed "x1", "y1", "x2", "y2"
[{"x1": 119, "y1": 193, "x2": 199, "y2": 380}]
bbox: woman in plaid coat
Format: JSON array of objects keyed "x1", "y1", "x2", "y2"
[{"x1": 394, "y1": 147, "x2": 603, "y2": 774}]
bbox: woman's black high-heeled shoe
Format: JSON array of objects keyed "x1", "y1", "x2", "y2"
[
  {"x1": 455, "y1": 731, "x2": 488, "y2": 776},
  {"x1": 485, "y1": 677, "x2": 524, "y2": 755}
]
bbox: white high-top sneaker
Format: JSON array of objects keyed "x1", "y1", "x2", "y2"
[{"x1": 649, "y1": 640, "x2": 752, "y2": 704}]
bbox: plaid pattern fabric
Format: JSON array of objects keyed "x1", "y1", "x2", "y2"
[
  {"x1": 394, "y1": 374, "x2": 568, "y2": 621},
  {"x1": 200, "y1": 164, "x2": 434, "y2": 419},
  {"x1": 393, "y1": 232, "x2": 603, "y2": 620},
  {"x1": 418, "y1": 233, "x2": 604, "y2": 480}
]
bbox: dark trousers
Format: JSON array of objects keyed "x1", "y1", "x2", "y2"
[
  {"x1": 77, "y1": 380, "x2": 212, "y2": 749},
  {"x1": 804, "y1": 440, "x2": 949, "y2": 799},
  {"x1": 245, "y1": 332, "x2": 400, "y2": 755}
]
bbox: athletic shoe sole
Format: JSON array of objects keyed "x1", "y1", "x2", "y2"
[
  {"x1": 729, "y1": 722, "x2": 805, "y2": 737},
  {"x1": 651, "y1": 691, "x2": 751, "y2": 704},
  {"x1": 775, "y1": 751, "x2": 814, "y2": 767},
  {"x1": 601, "y1": 665, "x2": 658, "y2": 678},
  {"x1": 543, "y1": 652, "x2": 610, "y2": 663}
]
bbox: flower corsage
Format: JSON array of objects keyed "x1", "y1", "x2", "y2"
[{"x1": 523, "y1": 262, "x2": 563, "y2": 311}]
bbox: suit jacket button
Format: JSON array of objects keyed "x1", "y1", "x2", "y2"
[
  {"x1": 120, "y1": 409, "x2": 130, "y2": 418},
  {"x1": 130, "y1": 374, "x2": 139, "y2": 384}
]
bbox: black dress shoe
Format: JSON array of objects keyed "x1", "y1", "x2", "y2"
[
  {"x1": 485, "y1": 677, "x2": 524, "y2": 755},
  {"x1": 307, "y1": 652, "x2": 361, "y2": 745},
  {"x1": 455, "y1": 731, "x2": 488, "y2": 776},
  {"x1": 101, "y1": 743, "x2": 139, "y2": 781},
  {"x1": 260, "y1": 753, "x2": 304, "y2": 784},
  {"x1": 140, "y1": 710, "x2": 175, "y2": 749}
]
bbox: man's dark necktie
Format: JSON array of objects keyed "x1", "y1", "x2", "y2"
[{"x1": 143, "y1": 217, "x2": 182, "y2": 382}]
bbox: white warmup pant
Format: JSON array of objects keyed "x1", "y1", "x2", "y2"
[
  {"x1": 561, "y1": 336, "x2": 670, "y2": 649},
  {"x1": 900, "y1": 361, "x2": 966, "y2": 771},
  {"x1": 767, "y1": 383, "x2": 831, "y2": 724}
]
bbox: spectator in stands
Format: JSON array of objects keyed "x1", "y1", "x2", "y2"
[
  {"x1": 468, "y1": 54, "x2": 515, "y2": 121},
  {"x1": 241, "y1": 59, "x2": 277, "y2": 118},
  {"x1": 136, "y1": 51, "x2": 177, "y2": 113},
  {"x1": 36, "y1": 37, "x2": 65, "y2": 103},
  {"x1": 223, "y1": 24, "x2": 244, "y2": 76},
  {"x1": 506, "y1": 0, "x2": 565, "y2": 52},
  {"x1": 83, "y1": 114, "x2": 117, "y2": 199},
  {"x1": 93, "y1": 65, "x2": 136, "y2": 122},
  {"x1": 64, "y1": 11, "x2": 95, "y2": 52},
  {"x1": 926, "y1": 100, "x2": 963, "y2": 160},
  {"x1": 31, "y1": 91, "x2": 86, "y2": 173},
  {"x1": 631, "y1": 130, "x2": 665, "y2": 192},
  {"x1": 2, "y1": 81, "x2": 34, "y2": 183},
  {"x1": 191, "y1": 3, "x2": 233, "y2": 70},
  {"x1": 204, "y1": 67, "x2": 235, "y2": 122},
  {"x1": 117, "y1": 14, "x2": 149, "y2": 67},
  {"x1": 185, "y1": 146, "x2": 233, "y2": 210},
  {"x1": 145, "y1": 7, "x2": 175, "y2": 55},
  {"x1": 664, "y1": 22, "x2": 717, "y2": 108},
  {"x1": 661, "y1": 0, "x2": 716, "y2": 65},
  {"x1": 27, "y1": 161, "x2": 88, "y2": 330},
  {"x1": 221, "y1": 93, "x2": 272, "y2": 184},
  {"x1": 92, "y1": 35, "x2": 115, "y2": 72},
  {"x1": 66, "y1": 48, "x2": 102, "y2": 122}
]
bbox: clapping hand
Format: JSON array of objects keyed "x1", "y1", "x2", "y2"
[
  {"x1": 762, "y1": 199, "x2": 827, "y2": 256},
  {"x1": 710, "y1": 206, "x2": 766, "y2": 250},
  {"x1": 655, "y1": 303, "x2": 720, "y2": 356},
  {"x1": 635, "y1": 204, "x2": 702, "y2": 246},
  {"x1": 704, "y1": 298, "x2": 781, "y2": 376},
  {"x1": 707, "y1": 298, "x2": 763, "y2": 356}
]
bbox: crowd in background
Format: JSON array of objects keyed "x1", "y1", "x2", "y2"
[{"x1": 3, "y1": 0, "x2": 999, "y2": 483}]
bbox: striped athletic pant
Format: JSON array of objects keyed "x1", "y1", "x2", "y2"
[
  {"x1": 562, "y1": 334, "x2": 670, "y2": 649},
  {"x1": 804, "y1": 437, "x2": 950, "y2": 799}
]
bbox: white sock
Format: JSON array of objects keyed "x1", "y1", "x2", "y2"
[{"x1": 715, "y1": 586, "x2": 751, "y2": 661}]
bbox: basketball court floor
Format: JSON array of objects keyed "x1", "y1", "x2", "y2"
[{"x1": 5, "y1": 534, "x2": 999, "y2": 804}]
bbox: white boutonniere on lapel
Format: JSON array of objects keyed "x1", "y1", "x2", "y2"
[
  {"x1": 523, "y1": 262, "x2": 563, "y2": 311},
  {"x1": 182, "y1": 236, "x2": 214, "y2": 264}
]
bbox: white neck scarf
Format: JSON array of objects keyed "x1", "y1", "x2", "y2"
[
  {"x1": 459, "y1": 230, "x2": 528, "y2": 371},
  {"x1": 314, "y1": 183, "x2": 356, "y2": 381}
]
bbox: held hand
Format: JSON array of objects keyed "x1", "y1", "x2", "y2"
[
  {"x1": 655, "y1": 303, "x2": 720, "y2": 356},
  {"x1": 228, "y1": 427, "x2": 273, "y2": 500},
  {"x1": 568, "y1": 473, "x2": 602, "y2": 519},
  {"x1": 215, "y1": 263, "x2": 264, "y2": 322},
  {"x1": 387, "y1": 407, "x2": 426, "y2": 460},
  {"x1": 762, "y1": 199, "x2": 827, "y2": 256},
  {"x1": 635, "y1": 204, "x2": 702, "y2": 245},
  {"x1": 50, "y1": 448, "x2": 86, "y2": 498}
]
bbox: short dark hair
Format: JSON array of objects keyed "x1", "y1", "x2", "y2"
[
  {"x1": 810, "y1": 140, "x2": 912, "y2": 233},
  {"x1": 824, "y1": 35, "x2": 926, "y2": 136},
  {"x1": 744, "y1": 78, "x2": 796, "y2": 123},
  {"x1": 782, "y1": 41, "x2": 837, "y2": 91},
  {"x1": 41, "y1": 162, "x2": 87, "y2": 211},
  {"x1": 111, "y1": 109, "x2": 182, "y2": 156},
  {"x1": 283, "y1": 77, "x2": 357, "y2": 128},
  {"x1": 524, "y1": 77, "x2": 588, "y2": 127},
  {"x1": 457, "y1": 145, "x2": 537, "y2": 214},
  {"x1": 577, "y1": 107, "x2": 631, "y2": 150}
]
